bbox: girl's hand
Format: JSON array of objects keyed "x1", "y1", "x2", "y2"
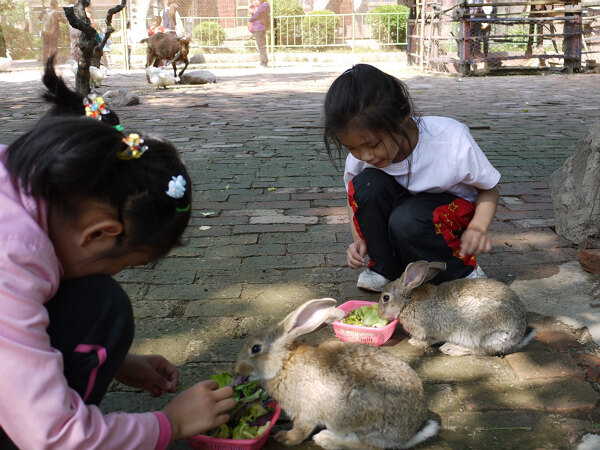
[
  {"x1": 460, "y1": 227, "x2": 492, "y2": 257},
  {"x1": 347, "y1": 240, "x2": 367, "y2": 269},
  {"x1": 115, "y1": 354, "x2": 178, "y2": 397},
  {"x1": 162, "y1": 380, "x2": 235, "y2": 442}
]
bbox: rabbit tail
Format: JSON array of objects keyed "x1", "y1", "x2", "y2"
[
  {"x1": 401, "y1": 419, "x2": 440, "y2": 449},
  {"x1": 513, "y1": 326, "x2": 537, "y2": 352}
]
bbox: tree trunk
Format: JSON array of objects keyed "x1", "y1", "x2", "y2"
[{"x1": 64, "y1": 0, "x2": 126, "y2": 96}]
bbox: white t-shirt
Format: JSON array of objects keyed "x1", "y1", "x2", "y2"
[{"x1": 343, "y1": 116, "x2": 501, "y2": 203}]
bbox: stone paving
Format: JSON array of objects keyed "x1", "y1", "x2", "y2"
[{"x1": 1, "y1": 62, "x2": 600, "y2": 449}]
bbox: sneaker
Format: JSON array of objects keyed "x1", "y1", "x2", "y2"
[
  {"x1": 357, "y1": 269, "x2": 391, "y2": 293},
  {"x1": 465, "y1": 265, "x2": 487, "y2": 279}
]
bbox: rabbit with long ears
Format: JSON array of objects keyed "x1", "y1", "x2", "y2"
[
  {"x1": 378, "y1": 261, "x2": 537, "y2": 356},
  {"x1": 235, "y1": 298, "x2": 439, "y2": 449}
]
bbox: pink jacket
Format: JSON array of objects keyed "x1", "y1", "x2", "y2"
[{"x1": 0, "y1": 145, "x2": 171, "y2": 449}]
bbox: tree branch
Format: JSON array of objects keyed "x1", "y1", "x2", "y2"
[{"x1": 97, "y1": 0, "x2": 126, "y2": 53}]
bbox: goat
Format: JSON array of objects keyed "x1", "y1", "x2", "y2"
[{"x1": 140, "y1": 32, "x2": 190, "y2": 83}]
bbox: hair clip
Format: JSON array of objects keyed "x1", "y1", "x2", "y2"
[
  {"x1": 83, "y1": 94, "x2": 109, "y2": 119},
  {"x1": 118, "y1": 133, "x2": 148, "y2": 159},
  {"x1": 166, "y1": 175, "x2": 187, "y2": 199}
]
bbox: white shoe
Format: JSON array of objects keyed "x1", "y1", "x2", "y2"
[
  {"x1": 465, "y1": 265, "x2": 487, "y2": 279},
  {"x1": 357, "y1": 269, "x2": 391, "y2": 292}
]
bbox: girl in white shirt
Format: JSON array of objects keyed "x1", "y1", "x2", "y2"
[{"x1": 323, "y1": 64, "x2": 500, "y2": 292}]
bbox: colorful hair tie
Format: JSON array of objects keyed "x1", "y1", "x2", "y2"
[
  {"x1": 83, "y1": 94, "x2": 109, "y2": 119},
  {"x1": 176, "y1": 204, "x2": 191, "y2": 212},
  {"x1": 166, "y1": 175, "x2": 187, "y2": 199},
  {"x1": 114, "y1": 124, "x2": 124, "y2": 131},
  {"x1": 118, "y1": 133, "x2": 148, "y2": 159}
]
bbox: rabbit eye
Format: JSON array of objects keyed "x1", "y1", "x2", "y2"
[
  {"x1": 251, "y1": 344, "x2": 262, "y2": 354},
  {"x1": 382, "y1": 294, "x2": 390, "y2": 303}
]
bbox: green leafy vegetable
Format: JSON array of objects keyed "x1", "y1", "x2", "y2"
[
  {"x1": 342, "y1": 304, "x2": 388, "y2": 328},
  {"x1": 211, "y1": 373, "x2": 234, "y2": 388},
  {"x1": 205, "y1": 373, "x2": 275, "y2": 440}
]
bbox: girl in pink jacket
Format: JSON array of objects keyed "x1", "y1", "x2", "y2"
[{"x1": 0, "y1": 61, "x2": 234, "y2": 449}]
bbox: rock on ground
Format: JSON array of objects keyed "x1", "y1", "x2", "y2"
[
  {"x1": 180, "y1": 70, "x2": 217, "y2": 85},
  {"x1": 101, "y1": 89, "x2": 140, "y2": 107},
  {"x1": 549, "y1": 122, "x2": 600, "y2": 244}
]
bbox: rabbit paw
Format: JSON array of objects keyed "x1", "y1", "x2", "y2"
[
  {"x1": 408, "y1": 337, "x2": 430, "y2": 348},
  {"x1": 314, "y1": 430, "x2": 361, "y2": 449},
  {"x1": 439, "y1": 342, "x2": 474, "y2": 356},
  {"x1": 274, "y1": 429, "x2": 306, "y2": 446}
]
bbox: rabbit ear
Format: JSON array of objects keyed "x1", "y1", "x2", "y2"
[
  {"x1": 403, "y1": 261, "x2": 445, "y2": 290},
  {"x1": 279, "y1": 298, "x2": 344, "y2": 341}
]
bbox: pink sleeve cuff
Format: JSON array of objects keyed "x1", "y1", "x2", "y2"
[{"x1": 152, "y1": 411, "x2": 172, "y2": 450}]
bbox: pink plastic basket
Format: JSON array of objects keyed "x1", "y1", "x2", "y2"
[
  {"x1": 187, "y1": 403, "x2": 281, "y2": 450},
  {"x1": 332, "y1": 300, "x2": 398, "y2": 347}
]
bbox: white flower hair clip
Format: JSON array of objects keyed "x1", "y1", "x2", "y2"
[{"x1": 166, "y1": 175, "x2": 187, "y2": 199}]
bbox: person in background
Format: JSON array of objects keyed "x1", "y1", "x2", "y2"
[
  {"x1": 98, "y1": 24, "x2": 111, "y2": 68},
  {"x1": 148, "y1": 15, "x2": 165, "y2": 36},
  {"x1": 126, "y1": 20, "x2": 133, "y2": 67},
  {"x1": 162, "y1": 0, "x2": 182, "y2": 35},
  {"x1": 248, "y1": 0, "x2": 270, "y2": 68},
  {"x1": 39, "y1": 0, "x2": 67, "y2": 64},
  {"x1": 323, "y1": 64, "x2": 499, "y2": 292}
]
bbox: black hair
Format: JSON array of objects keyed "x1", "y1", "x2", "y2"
[
  {"x1": 323, "y1": 63, "x2": 418, "y2": 169},
  {"x1": 6, "y1": 61, "x2": 192, "y2": 260},
  {"x1": 41, "y1": 56, "x2": 120, "y2": 126}
]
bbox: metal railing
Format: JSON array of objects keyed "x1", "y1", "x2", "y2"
[{"x1": 181, "y1": 12, "x2": 409, "y2": 52}]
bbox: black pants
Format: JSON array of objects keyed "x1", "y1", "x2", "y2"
[
  {"x1": 0, "y1": 275, "x2": 134, "y2": 449},
  {"x1": 349, "y1": 168, "x2": 477, "y2": 284}
]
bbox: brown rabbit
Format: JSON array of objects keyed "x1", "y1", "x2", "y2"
[
  {"x1": 379, "y1": 261, "x2": 536, "y2": 356},
  {"x1": 235, "y1": 298, "x2": 439, "y2": 449}
]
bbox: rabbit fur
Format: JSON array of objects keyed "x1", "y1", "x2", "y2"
[
  {"x1": 378, "y1": 261, "x2": 536, "y2": 356},
  {"x1": 234, "y1": 298, "x2": 439, "y2": 449}
]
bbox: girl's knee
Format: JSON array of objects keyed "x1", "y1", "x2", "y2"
[
  {"x1": 351, "y1": 169, "x2": 401, "y2": 204},
  {"x1": 55, "y1": 274, "x2": 131, "y2": 315},
  {"x1": 47, "y1": 275, "x2": 134, "y2": 348},
  {"x1": 388, "y1": 200, "x2": 428, "y2": 243}
]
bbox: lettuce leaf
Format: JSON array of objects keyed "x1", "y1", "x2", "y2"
[
  {"x1": 211, "y1": 373, "x2": 234, "y2": 388},
  {"x1": 342, "y1": 304, "x2": 388, "y2": 328},
  {"x1": 231, "y1": 421, "x2": 271, "y2": 439},
  {"x1": 205, "y1": 373, "x2": 274, "y2": 440}
]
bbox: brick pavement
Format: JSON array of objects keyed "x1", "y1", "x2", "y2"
[{"x1": 1, "y1": 63, "x2": 599, "y2": 449}]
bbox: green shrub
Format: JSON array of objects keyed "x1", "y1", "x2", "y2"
[
  {"x1": 273, "y1": 0, "x2": 304, "y2": 46},
  {"x1": 193, "y1": 21, "x2": 226, "y2": 51},
  {"x1": 273, "y1": 0, "x2": 303, "y2": 16},
  {"x1": 1, "y1": 25, "x2": 41, "y2": 59},
  {"x1": 368, "y1": 5, "x2": 409, "y2": 47},
  {"x1": 300, "y1": 10, "x2": 340, "y2": 50}
]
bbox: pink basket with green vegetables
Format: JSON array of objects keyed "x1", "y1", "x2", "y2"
[
  {"x1": 187, "y1": 373, "x2": 282, "y2": 450},
  {"x1": 187, "y1": 403, "x2": 281, "y2": 450},
  {"x1": 332, "y1": 300, "x2": 398, "y2": 346}
]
